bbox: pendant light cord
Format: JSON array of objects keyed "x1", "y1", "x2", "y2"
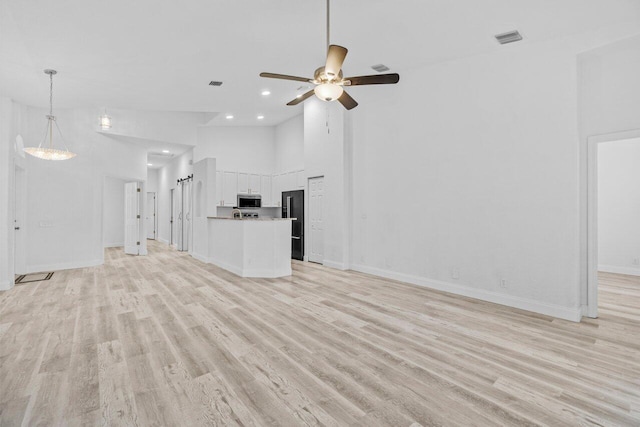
[{"x1": 49, "y1": 72, "x2": 53, "y2": 117}]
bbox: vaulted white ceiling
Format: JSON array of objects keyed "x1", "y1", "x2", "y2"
[{"x1": 2, "y1": 0, "x2": 639, "y2": 126}]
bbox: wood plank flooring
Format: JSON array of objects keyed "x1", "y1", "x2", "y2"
[{"x1": 1, "y1": 241, "x2": 639, "y2": 426}]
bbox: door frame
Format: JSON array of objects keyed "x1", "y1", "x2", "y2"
[
  {"x1": 585, "y1": 128, "x2": 640, "y2": 318},
  {"x1": 13, "y1": 164, "x2": 26, "y2": 276}
]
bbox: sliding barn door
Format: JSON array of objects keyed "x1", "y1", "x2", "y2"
[{"x1": 124, "y1": 182, "x2": 140, "y2": 255}]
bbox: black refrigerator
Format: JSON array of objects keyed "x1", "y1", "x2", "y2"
[{"x1": 282, "y1": 190, "x2": 304, "y2": 261}]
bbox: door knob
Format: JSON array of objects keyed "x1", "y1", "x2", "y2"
[{"x1": 14, "y1": 227, "x2": 20, "y2": 230}]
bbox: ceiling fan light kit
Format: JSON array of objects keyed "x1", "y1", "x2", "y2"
[
  {"x1": 260, "y1": 0, "x2": 399, "y2": 110},
  {"x1": 23, "y1": 69, "x2": 77, "y2": 161}
]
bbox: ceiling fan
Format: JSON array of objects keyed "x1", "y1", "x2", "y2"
[{"x1": 259, "y1": 0, "x2": 399, "y2": 110}]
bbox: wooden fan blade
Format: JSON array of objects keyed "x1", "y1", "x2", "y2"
[
  {"x1": 260, "y1": 72, "x2": 312, "y2": 83},
  {"x1": 286, "y1": 90, "x2": 315, "y2": 106},
  {"x1": 325, "y1": 45, "x2": 348, "y2": 79},
  {"x1": 344, "y1": 73, "x2": 400, "y2": 86},
  {"x1": 337, "y1": 90, "x2": 358, "y2": 110}
]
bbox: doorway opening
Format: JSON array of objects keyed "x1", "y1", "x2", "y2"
[
  {"x1": 308, "y1": 176, "x2": 324, "y2": 264},
  {"x1": 586, "y1": 130, "x2": 640, "y2": 317}
]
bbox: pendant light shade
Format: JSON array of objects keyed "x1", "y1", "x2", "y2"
[{"x1": 24, "y1": 69, "x2": 76, "y2": 161}]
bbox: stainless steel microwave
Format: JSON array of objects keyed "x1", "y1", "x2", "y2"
[{"x1": 237, "y1": 193, "x2": 261, "y2": 208}]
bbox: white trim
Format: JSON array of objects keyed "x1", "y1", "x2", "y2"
[
  {"x1": 0, "y1": 280, "x2": 12, "y2": 291},
  {"x1": 103, "y1": 242, "x2": 124, "y2": 248},
  {"x1": 586, "y1": 128, "x2": 640, "y2": 319},
  {"x1": 191, "y1": 252, "x2": 210, "y2": 263},
  {"x1": 208, "y1": 256, "x2": 291, "y2": 278},
  {"x1": 26, "y1": 259, "x2": 103, "y2": 274},
  {"x1": 323, "y1": 260, "x2": 347, "y2": 270},
  {"x1": 350, "y1": 263, "x2": 582, "y2": 322},
  {"x1": 158, "y1": 237, "x2": 169, "y2": 244},
  {"x1": 598, "y1": 265, "x2": 640, "y2": 277}
]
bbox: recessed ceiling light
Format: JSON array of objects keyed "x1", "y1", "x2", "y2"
[
  {"x1": 261, "y1": 90, "x2": 271, "y2": 96},
  {"x1": 257, "y1": 115, "x2": 264, "y2": 120},
  {"x1": 225, "y1": 114, "x2": 234, "y2": 119},
  {"x1": 147, "y1": 163, "x2": 153, "y2": 166},
  {"x1": 162, "y1": 150, "x2": 169, "y2": 153}
]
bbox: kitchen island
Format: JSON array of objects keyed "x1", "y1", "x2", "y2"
[{"x1": 206, "y1": 217, "x2": 294, "y2": 278}]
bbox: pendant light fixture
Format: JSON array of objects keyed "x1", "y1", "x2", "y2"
[
  {"x1": 24, "y1": 69, "x2": 77, "y2": 161},
  {"x1": 99, "y1": 108, "x2": 112, "y2": 130}
]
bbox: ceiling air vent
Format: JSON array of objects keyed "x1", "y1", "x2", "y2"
[
  {"x1": 209, "y1": 81, "x2": 223, "y2": 86},
  {"x1": 495, "y1": 30, "x2": 523, "y2": 45},
  {"x1": 371, "y1": 64, "x2": 390, "y2": 72}
]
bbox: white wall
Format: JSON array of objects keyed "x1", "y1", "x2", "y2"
[
  {"x1": 597, "y1": 138, "x2": 640, "y2": 275},
  {"x1": 103, "y1": 177, "x2": 127, "y2": 248},
  {"x1": 146, "y1": 168, "x2": 159, "y2": 193},
  {"x1": 347, "y1": 39, "x2": 584, "y2": 321},
  {"x1": 195, "y1": 126, "x2": 275, "y2": 174},
  {"x1": 304, "y1": 99, "x2": 350, "y2": 269},
  {"x1": 275, "y1": 114, "x2": 304, "y2": 174},
  {"x1": 18, "y1": 106, "x2": 147, "y2": 272},
  {"x1": 579, "y1": 33, "x2": 640, "y2": 304}
]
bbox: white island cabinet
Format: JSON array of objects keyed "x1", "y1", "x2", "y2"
[{"x1": 207, "y1": 217, "x2": 293, "y2": 278}]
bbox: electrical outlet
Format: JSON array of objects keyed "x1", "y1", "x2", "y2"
[
  {"x1": 451, "y1": 267, "x2": 460, "y2": 279},
  {"x1": 500, "y1": 279, "x2": 507, "y2": 289}
]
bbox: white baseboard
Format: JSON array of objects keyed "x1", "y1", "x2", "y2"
[
  {"x1": 350, "y1": 263, "x2": 582, "y2": 322},
  {"x1": 0, "y1": 279, "x2": 12, "y2": 291},
  {"x1": 323, "y1": 260, "x2": 348, "y2": 270},
  {"x1": 208, "y1": 256, "x2": 292, "y2": 278},
  {"x1": 191, "y1": 252, "x2": 210, "y2": 264},
  {"x1": 103, "y1": 242, "x2": 124, "y2": 248},
  {"x1": 598, "y1": 264, "x2": 640, "y2": 277},
  {"x1": 158, "y1": 238, "x2": 169, "y2": 244},
  {"x1": 26, "y1": 259, "x2": 103, "y2": 274}
]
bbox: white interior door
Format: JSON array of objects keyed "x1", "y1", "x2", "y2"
[
  {"x1": 182, "y1": 180, "x2": 192, "y2": 252},
  {"x1": 124, "y1": 182, "x2": 140, "y2": 255},
  {"x1": 170, "y1": 188, "x2": 175, "y2": 245},
  {"x1": 308, "y1": 176, "x2": 325, "y2": 264},
  {"x1": 13, "y1": 165, "x2": 26, "y2": 275},
  {"x1": 176, "y1": 184, "x2": 183, "y2": 250},
  {"x1": 146, "y1": 192, "x2": 156, "y2": 239}
]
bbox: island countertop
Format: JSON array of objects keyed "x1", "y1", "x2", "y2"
[{"x1": 207, "y1": 217, "x2": 296, "y2": 221}]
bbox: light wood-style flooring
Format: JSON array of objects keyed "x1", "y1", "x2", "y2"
[{"x1": 1, "y1": 241, "x2": 639, "y2": 426}]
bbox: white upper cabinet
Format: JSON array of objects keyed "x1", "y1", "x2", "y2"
[
  {"x1": 216, "y1": 171, "x2": 223, "y2": 206},
  {"x1": 249, "y1": 174, "x2": 261, "y2": 195},
  {"x1": 237, "y1": 172, "x2": 249, "y2": 194},
  {"x1": 222, "y1": 171, "x2": 238, "y2": 206},
  {"x1": 296, "y1": 170, "x2": 305, "y2": 189},
  {"x1": 216, "y1": 169, "x2": 304, "y2": 208},
  {"x1": 261, "y1": 175, "x2": 272, "y2": 206}
]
